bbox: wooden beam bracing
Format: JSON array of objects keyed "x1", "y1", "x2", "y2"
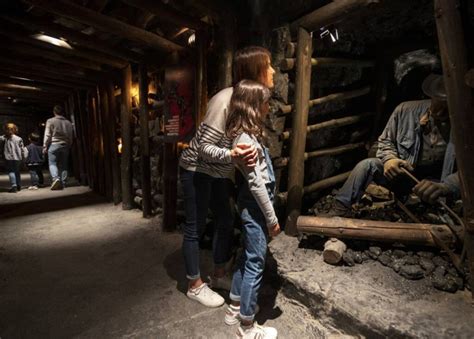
[
  {"x1": 26, "y1": 0, "x2": 185, "y2": 52},
  {"x1": 280, "y1": 57, "x2": 374, "y2": 71},
  {"x1": 120, "y1": 64, "x2": 133, "y2": 210}
]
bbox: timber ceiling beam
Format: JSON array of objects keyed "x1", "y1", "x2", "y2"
[
  {"x1": 0, "y1": 69, "x2": 91, "y2": 90},
  {"x1": 25, "y1": 0, "x2": 186, "y2": 52},
  {"x1": 290, "y1": 0, "x2": 380, "y2": 33},
  {"x1": 122, "y1": 0, "x2": 207, "y2": 30},
  {"x1": 0, "y1": 84, "x2": 69, "y2": 96},
  {"x1": 0, "y1": 65, "x2": 96, "y2": 88},
  {"x1": 0, "y1": 25, "x2": 126, "y2": 69},
  {"x1": 0, "y1": 75, "x2": 72, "y2": 93},
  {"x1": 0, "y1": 90, "x2": 65, "y2": 102},
  {"x1": 1, "y1": 39, "x2": 104, "y2": 72},
  {"x1": 0, "y1": 54, "x2": 104, "y2": 83},
  {"x1": 2, "y1": 14, "x2": 142, "y2": 63}
]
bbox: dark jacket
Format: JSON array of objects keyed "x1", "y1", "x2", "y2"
[{"x1": 26, "y1": 143, "x2": 44, "y2": 166}]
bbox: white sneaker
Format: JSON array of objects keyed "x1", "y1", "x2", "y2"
[
  {"x1": 225, "y1": 304, "x2": 260, "y2": 326},
  {"x1": 28, "y1": 186, "x2": 39, "y2": 190},
  {"x1": 236, "y1": 323, "x2": 278, "y2": 339},
  {"x1": 186, "y1": 283, "x2": 225, "y2": 308},
  {"x1": 51, "y1": 179, "x2": 62, "y2": 190},
  {"x1": 208, "y1": 274, "x2": 232, "y2": 291}
]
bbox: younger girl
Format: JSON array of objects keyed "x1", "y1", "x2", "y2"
[
  {"x1": 0, "y1": 123, "x2": 28, "y2": 193},
  {"x1": 225, "y1": 80, "x2": 280, "y2": 339}
]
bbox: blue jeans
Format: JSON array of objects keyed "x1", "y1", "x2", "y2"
[
  {"x1": 6, "y1": 160, "x2": 21, "y2": 188},
  {"x1": 230, "y1": 147, "x2": 276, "y2": 321},
  {"x1": 48, "y1": 144, "x2": 69, "y2": 186},
  {"x1": 180, "y1": 168, "x2": 234, "y2": 280},
  {"x1": 336, "y1": 157, "x2": 414, "y2": 207},
  {"x1": 28, "y1": 165, "x2": 44, "y2": 186}
]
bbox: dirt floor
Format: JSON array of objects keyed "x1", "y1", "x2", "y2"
[{"x1": 0, "y1": 173, "x2": 335, "y2": 338}]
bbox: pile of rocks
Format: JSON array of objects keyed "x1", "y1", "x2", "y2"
[{"x1": 306, "y1": 186, "x2": 469, "y2": 293}]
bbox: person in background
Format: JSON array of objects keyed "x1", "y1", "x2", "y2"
[
  {"x1": 0, "y1": 123, "x2": 28, "y2": 193},
  {"x1": 43, "y1": 105, "x2": 74, "y2": 190},
  {"x1": 179, "y1": 46, "x2": 275, "y2": 308},
  {"x1": 26, "y1": 132, "x2": 44, "y2": 190},
  {"x1": 224, "y1": 80, "x2": 280, "y2": 339}
]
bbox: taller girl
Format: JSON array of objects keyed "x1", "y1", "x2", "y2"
[{"x1": 179, "y1": 46, "x2": 275, "y2": 307}]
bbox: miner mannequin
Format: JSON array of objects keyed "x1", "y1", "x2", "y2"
[{"x1": 327, "y1": 74, "x2": 460, "y2": 216}]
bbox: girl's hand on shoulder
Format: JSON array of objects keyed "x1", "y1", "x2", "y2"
[
  {"x1": 268, "y1": 223, "x2": 281, "y2": 237},
  {"x1": 231, "y1": 143, "x2": 257, "y2": 168}
]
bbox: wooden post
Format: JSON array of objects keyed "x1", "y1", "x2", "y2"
[
  {"x1": 138, "y1": 63, "x2": 152, "y2": 217},
  {"x1": 434, "y1": 0, "x2": 474, "y2": 297},
  {"x1": 120, "y1": 65, "x2": 133, "y2": 210},
  {"x1": 99, "y1": 84, "x2": 113, "y2": 201},
  {"x1": 163, "y1": 142, "x2": 177, "y2": 231},
  {"x1": 74, "y1": 91, "x2": 89, "y2": 185},
  {"x1": 285, "y1": 27, "x2": 313, "y2": 235},
  {"x1": 216, "y1": 14, "x2": 234, "y2": 90},
  {"x1": 194, "y1": 29, "x2": 208, "y2": 126},
  {"x1": 94, "y1": 87, "x2": 105, "y2": 196},
  {"x1": 107, "y1": 80, "x2": 121, "y2": 205}
]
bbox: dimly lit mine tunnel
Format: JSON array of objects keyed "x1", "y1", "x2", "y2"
[{"x1": 1, "y1": 0, "x2": 474, "y2": 338}]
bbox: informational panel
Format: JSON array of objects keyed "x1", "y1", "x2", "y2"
[{"x1": 163, "y1": 65, "x2": 194, "y2": 141}]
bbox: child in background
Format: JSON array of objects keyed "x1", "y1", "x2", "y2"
[
  {"x1": 224, "y1": 80, "x2": 280, "y2": 339},
  {"x1": 0, "y1": 123, "x2": 28, "y2": 193},
  {"x1": 26, "y1": 132, "x2": 44, "y2": 190}
]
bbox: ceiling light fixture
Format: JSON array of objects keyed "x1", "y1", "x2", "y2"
[{"x1": 32, "y1": 33, "x2": 73, "y2": 49}]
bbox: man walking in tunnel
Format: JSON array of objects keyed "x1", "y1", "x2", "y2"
[
  {"x1": 43, "y1": 105, "x2": 74, "y2": 190},
  {"x1": 326, "y1": 74, "x2": 460, "y2": 216}
]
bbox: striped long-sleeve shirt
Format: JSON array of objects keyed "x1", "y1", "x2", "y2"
[{"x1": 179, "y1": 87, "x2": 234, "y2": 179}]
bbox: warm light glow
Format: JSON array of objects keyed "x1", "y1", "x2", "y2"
[
  {"x1": 188, "y1": 33, "x2": 196, "y2": 46},
  {"x1": 10, "y1": 76, "x2": 33, "y2": 82},
  {"x1": 118, "y1": 138, "x2": 123, "y2": 154},
  {"x1": 5, "y1": 83, "x2": 41, "y2": 91},
  {"x1": 33, "y1": 34, "x2": 73, "y2": 49},
  {"x1": 131, "y1": 83, "x2": 139, "y2": 105},
  {"x1": 40, "y1": 123, "x2": 46, "y2": 127}
]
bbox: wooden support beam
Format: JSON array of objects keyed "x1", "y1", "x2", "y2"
[
  {"x1": 120, "y1": 65, "x2": 134, "y2": 210},
  {"x1": 2, "y1": 14, "x2": 142, "y2": 63},
  {"x1": 0, "y1": 90, "x2": 64, "y2": 102},
  {"x1": 194, "y1": 30, "x2": 208, "y2": 126},
  {"x1": 0, "y1": 75, "x2": 72, "y2": 93},
  {"x1": 280, "y1": 86, "x2": 371, "y2": 115},
  {"x1": 0, "y1": 27, "x2": 120, "y2": 69},
  {"x1": 107, "y1": 81, "x2": 121, "y2": 205},
  {"x1": 94, "y1": 87, "x2": 106, "y2": 196},
  {"x1": 274, "y1": 142, "x2": 365, "y2": 168},
  {"x1": 282, "y1": 112, "x2": 373, "y2": 140},
  {"x1": 290, "y1": 0, "x2": 380, "y2": 33},
  {"x1": 278, "y1": 171, "x2": 352, "y2": 203},
  {"x1": 99, "y1": 84, "x2": 113, "y2": 201},
  {"x1": 138, "y1": 63, "x2": 152, "y2": 217},
  {"x1": 465, "y1": 69, "x2": 474, "y2": 89},
  {"x1": 296, "y1": 216, "x2": 455, "y2": 247},
  {"x1": 163, "y1": 142, "x2": 178, "y2": 231},
  {"x1": 286, "y1": 27, "x2": 312, "y2": 236},
  {"x1": 216, "y1": 13, "x2": 234, "y2": 90},
  {"x1": 73, "y1": 91, "x2": 89, "y2": 185},
  {"x1": 280, "y1": 57, "x2": 374, "y2": 71},
  {"x1": 0, "y1": 69, "x2": 90, "y2": 90},
  {"x1": 26, "y1": 0, "x2": 185, "y2": 52},
  {"x1": 123, "y1": 0, "x2": 207, "y2": 30},
  {"x1": 434, "y1": 0, "x2": 474, "y2": 297}
]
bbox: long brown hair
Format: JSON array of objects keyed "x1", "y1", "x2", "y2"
[
  {"x1": 226, "y1": 80, "x2": 271, "y2": 142},
  {"x1": 233, "y1": 46, "x2": 271, "y2": 84}
]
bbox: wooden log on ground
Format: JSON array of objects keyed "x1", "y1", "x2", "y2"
[
  {"x1": 280, "y1": 86, "x2": 371, "y2": 115},
  {"x1": 286, "y1": 27, "x2": 313, "y2": 236},
  {"x1": 280, "y1": 57, "x2": 374, "y2": 71},
  {"x1": 107, "y1": 81, "x2": 121, "y2": 205},
  {"x1": 2, "y1": 14, "x2": 141, "y2": 63},
  {"x1": 120, "y1": 65, "x2": 134, "y2": 210},
  {"x1": 26, "y1": 0, "x2": 185, "y2": 52},
  {"x1": 138, "y1": 63, "x2": 152, "y2": 218},
  {"x1": 282, "y1": 113, "x2": 373, "y2": 140},
  {"x1": 274, "y1": 142, "x2": 365, "y2": 168},
  {"x1": 435, "y1": 0, "x2": 474, "y2": 296},
  {"x1": 297, "y1": 216, "x2": 455, "y2": 247},
  {"x1": 323, "y1": 238, "x2": 347, "y2": 265},
  {"x1": 290, "y1": 0, "x2": 380, "y2": 33}
]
